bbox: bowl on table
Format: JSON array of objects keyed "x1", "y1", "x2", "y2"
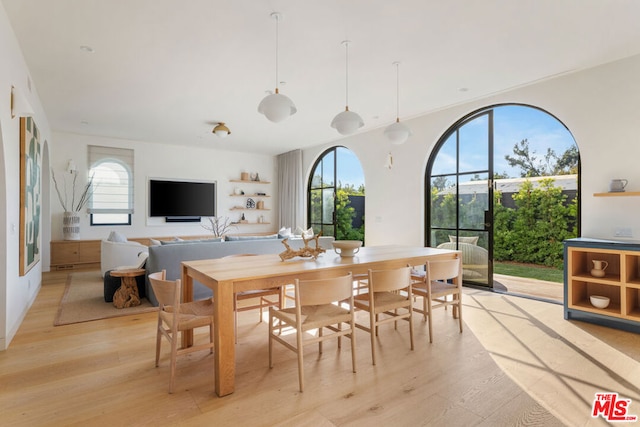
[
  {"x1": 589, "y1": 295, "x2": 610, "y2": 309},
  {"x1": 332, "y1": 240, "x2": 363, "y2": 257}
]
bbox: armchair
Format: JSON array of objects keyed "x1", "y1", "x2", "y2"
[{"x1": 101, "y1": 238, "x2": 148, "y2": 277}]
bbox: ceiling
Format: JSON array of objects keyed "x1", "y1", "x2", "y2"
[{"x1": 4, "y1": 0, "x2": 640, "y2": 155}]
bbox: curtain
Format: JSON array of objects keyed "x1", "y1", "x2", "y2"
[{"x1": 277, "y1": 149, "x2": 303, "y2": 230}]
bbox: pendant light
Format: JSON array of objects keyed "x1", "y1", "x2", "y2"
[
  {"x1": 384, "y1": 62, "x2": 412, "y2": 144},
  {"x1": 331, "y1": 40, "x2": 363, "y2": 135},
  {"x1": 258, "y1": 12, "x2": 296, "y2": 123}
]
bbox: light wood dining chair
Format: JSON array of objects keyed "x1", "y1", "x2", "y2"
[
  {"x1": 223, "y1": 254, "x2": 284, "y2": 343},
  {"x1": 268, "y1": 273, "x2": 356, "y2": 392},
  {"x1": 411, "y1": 255, "x2": 463, "y2": 343},
  {"x1": 353, "y1": 266, "x2": 414, "y2": 365},
  {"x1": 148, "y1": 270, "x2": 214, "y2": 393}
]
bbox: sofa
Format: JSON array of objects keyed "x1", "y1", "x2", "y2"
[{"x1": 145, "y1": 236, "x2": 335, "y2": 306}]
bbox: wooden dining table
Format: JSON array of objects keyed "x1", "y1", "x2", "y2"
[{"x1": 181, "y1": 244, "x2": 460, "y2": 397}]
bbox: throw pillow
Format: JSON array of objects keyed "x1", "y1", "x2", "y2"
[
  {"x1": 278, "y1": 227, "x2": 292, "y2": 238},
  {"x1": 448, "y1": 235, "x2": 479, "y2": 245},
  {"x1": 107, "y1": 231, "x2": 128, "y2": 243}
]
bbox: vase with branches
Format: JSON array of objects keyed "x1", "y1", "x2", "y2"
[{"x1": 52, "y1": 170, "x2": 95, "y2": 240}]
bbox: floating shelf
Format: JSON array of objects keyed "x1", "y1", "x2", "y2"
[
  {"x1": 230, "y1": 207, "x2": 270, "y2": 211},
  {"x1": 230, "y1": 179, "x2": 270, "y2": 184},
  {"x1": 593, "y1": 191, "x2": 640, "y2": 197},
  {"x1": 229, "y1": 194, "x2": 270, "y2": 197}
]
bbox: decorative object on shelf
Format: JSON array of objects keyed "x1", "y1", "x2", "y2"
[
  {"x1": 257, "y1": 200, "x2": 265, "y2": 209},
  {"x1": 257, "y1": 12, "x2": 297, "y2": 123},
  {"x1": 212, "y1": 122, "x2": 231, "y2": 138},
  {"x1": 590, "y1": 259, "x2": 608, "y2": 277},
  {"x1": 331, "y1": 40, "x2": 364, "y2": 135},
  {"x1": 51, "y1": 158, "x2": 95, "y2": 241},
  {"x1": 234, "y1": 187, "x2": 243, "y2": 195},
  {"x1": 590, "y1": 295, "x2": 610, "y2": 309},
  {"x1": 240, "y1": 213, "x2": 246, "y2": 222},
  {"x1": 332, "y1": 240, "x2": 362, "y2": 257},
  {"x1": 256, "y1": 192, "x2": 266, "y2": 196},
  {"x1": 241, "y1": 172, "x2": 249, "y2": 181},
  {"x1": 609, "y1": 179, "x2": 628, "y2": 192},
  {"x1": 384, "y1": 62, "x2": 412, "y2": 145},
  {"x1": 246, "y1": 198, "x2": 256, "y2": 209},
  {"x1": 279, "y1": 233, "x2": 326, "y2": 261},
  {"x1": 202, "y1": 216, "x2": 236, "y2": 237},
  {"x1": 253, "y1": 172, "x2": 260, "y2": 182},
  {"x1": 249, "y1": 172, "x2": 257, "y2": 181},
  {"x1": 19, "y1": 117, "x2": 42, "y2": 275}
]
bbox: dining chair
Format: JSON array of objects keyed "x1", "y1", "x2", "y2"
[
  {"x1": 148, "y1": 270, "x2": 214, "y2": 393},
  {"x1": 223, "y1": 254, "x2": 284, "y2": 343},
  {"x1": 353, "y1": 266, "x2": 414, "y2": 365},
  {"x1": 411, "y1": 255, "x2": 463, "y2": 343},
  {"x1": 268, "y1": 272, "x2": 356, "y2": 392}
]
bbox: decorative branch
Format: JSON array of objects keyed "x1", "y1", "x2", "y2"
[
  {"x1": 51, "y1": 170, "x2": 96, "y2": 212},
  {"x1": 202, "y1": 216, "x2": 237, "y2": 237}
]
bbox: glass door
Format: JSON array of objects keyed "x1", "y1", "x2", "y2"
[{"x1": 427, "y1": 111, "x2": 493, "y2": 287}]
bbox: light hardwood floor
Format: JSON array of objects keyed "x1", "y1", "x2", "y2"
[{"x1": 1, "y1": 270, "x2": 638, "y2": 426}]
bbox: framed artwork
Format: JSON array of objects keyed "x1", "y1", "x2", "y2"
[{"x1": 19, "y1": 117, "x2": 42, "y2": 276}]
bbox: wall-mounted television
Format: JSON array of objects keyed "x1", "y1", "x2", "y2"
[{"x1": 149, "y1": 179, "x2": 216, "y2": 221}]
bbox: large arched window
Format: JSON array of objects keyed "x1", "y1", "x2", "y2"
[
  {"x1": 307, "y1": 146, "x2": 365, "y2": 241},
  {"x1": 426, "y1": 104, "x2": 579, "y2": 299}
]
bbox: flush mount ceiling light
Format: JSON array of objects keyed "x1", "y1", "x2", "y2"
[
  {"x1": 384, "y1": 62, "x2": 412, "y2": 145},
  {"x1": 331, "y1": 40, "x2": 364, "y2": 135},
  {"x1": 257, "y1": 12, "x2": 297, "y2": 123},
  {"x1": 212, "y1": 122, "x2": 231, "y2": 138}
]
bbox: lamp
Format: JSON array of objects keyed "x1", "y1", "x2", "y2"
[
  {"x1": 10, "y1": 85, "x2": 35, "y2": 119},
  {"x1": 66, "y1": 159, "x2": 77, "y2": 174},
  {"x1": 257, "y1": 12, "x2": 297, "y2": 123},
  {"x1": 331, "y1": 40, "x2": 364, "y2": 135},
  {"x1": 384, "y1": 62, "x2": 411, "y2": 144},
  {"x1": 212, "y1": 122, "x2": 231, "y2": 138}
]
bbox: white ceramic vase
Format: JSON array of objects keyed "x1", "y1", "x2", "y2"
[{"x1": 63, "y1": 211, "x2": 80, "y2": 240}]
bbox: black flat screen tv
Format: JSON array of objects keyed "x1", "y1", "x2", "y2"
[{"x1": 149, "y1": 179, "x2": 216, "y2": 220}]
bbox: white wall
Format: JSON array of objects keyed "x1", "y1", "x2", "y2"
[
  {"x1": 302, "y1": 54, "x2": 640, "y2": 246},
  {"x1": 50, "y1": 132, "x2": 277, "y2": 245},
  {"x1": 0, "y1": 2, "x2": 51, "y2": 350}
]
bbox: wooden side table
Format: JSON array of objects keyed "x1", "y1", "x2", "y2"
[{"x1": 110, "y1": 268, "x2": 146, "y2": 308}]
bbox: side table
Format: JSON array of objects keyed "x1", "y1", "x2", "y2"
[{"x1": 110, "y1": 268, "x2": 146, "y2": 308}]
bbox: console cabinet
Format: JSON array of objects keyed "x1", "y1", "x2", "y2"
[
  {"x1": 50, "y1": 239, "x2": 101, "y2": 271},
  {"x1": 564, "y1": 238, "x2": 640, "y2": 332}
]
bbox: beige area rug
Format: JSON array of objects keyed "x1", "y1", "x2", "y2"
[{"x1": 54, "y1": 271, "x2": 157, "y2": 326}]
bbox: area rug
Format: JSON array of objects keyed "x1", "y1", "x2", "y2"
[{"x1": 54, "y1": 271, "x2": 157, "y2": 326}]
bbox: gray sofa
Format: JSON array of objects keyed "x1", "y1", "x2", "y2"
[{"x1": 145, "y1": 236, "x2": 335, "y2": 306}]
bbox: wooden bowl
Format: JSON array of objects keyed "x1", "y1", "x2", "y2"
[{"x1": 332, "y1": 240, "x2": 363, "y2": 257}]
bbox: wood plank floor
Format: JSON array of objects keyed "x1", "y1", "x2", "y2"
[{"x1": 1, "y1": 271, "x2": 638, "y2": 426}]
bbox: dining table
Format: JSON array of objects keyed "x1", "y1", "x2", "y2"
[{"x1": 181, "y1": 244, "x2": 460, "y2": 397}]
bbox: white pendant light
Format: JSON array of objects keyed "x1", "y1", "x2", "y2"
[
  {"x1": 331, "y1": 40, "x2": 363, "y2": 135},
  {"x1": 212, "y1": 122, "x2": 231, "y2": 138},
  {"x1": 384, "y1": 62, "x2": 412, "y2": 145},
  {"x1": 258, "y1": 12, "x2": 296, "y2": 123}
]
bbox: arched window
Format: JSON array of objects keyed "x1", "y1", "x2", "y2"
[
  {"x1": 88, "y1": 146, "x2": 134, "y2": 225},
  {"x1": 307, "y1": 146, "x2": 365, "y2": 241}
]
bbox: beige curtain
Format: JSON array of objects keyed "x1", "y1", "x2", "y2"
[{"x1": 277, "y1": 149, "x2": 303, "y2": 230}]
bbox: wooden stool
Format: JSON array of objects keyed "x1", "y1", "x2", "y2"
[{"x1": 110, "y1": 268, "x2": 146, "y2": 309}]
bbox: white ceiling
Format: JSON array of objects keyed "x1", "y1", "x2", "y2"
[{"x1": 4, "y1": 0, "x2": 640, "y2": 155}]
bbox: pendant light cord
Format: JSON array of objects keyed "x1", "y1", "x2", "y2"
[
  {"x1": 395, "y1": 62, "x2": 400, "y2": 121},
  {"x1": 275, "y1": 14, "x2": 279, "y2": 91},
  {"x1": 344, "y1": 41, "x2": 350, "y2": 108}
]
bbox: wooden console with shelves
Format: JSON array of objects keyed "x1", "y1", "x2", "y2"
[
  {"x1": 564, "y1": 237, "x2": 640, "y2": 332},
  {"x1": 50, "y1": 240, "x2": 102, "y2": 271}
]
